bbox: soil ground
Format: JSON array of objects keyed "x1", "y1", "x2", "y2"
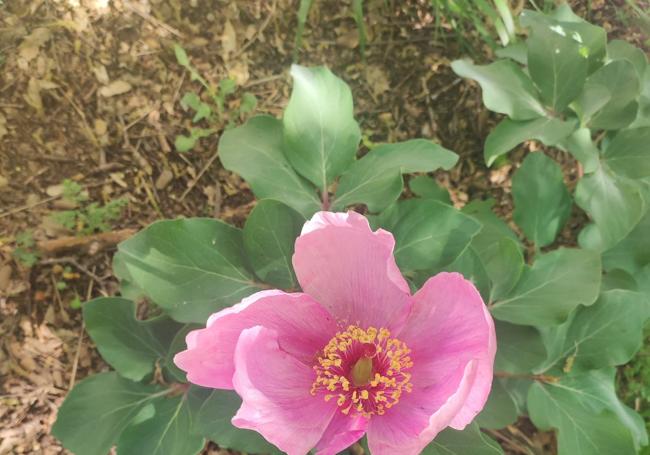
[{"x1": 0, "y1": 0, "x2": 647, "y2": 454}]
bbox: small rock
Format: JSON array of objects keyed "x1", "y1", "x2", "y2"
[
  {"x1": 46, "y1": 184, "x2": 64, "y2": 197},
  {"x1": 94, "y1": 119, "x2": 107, "y2": 136},
  {"x1": 99, "y1": 80, "x2": 132, "y2": 97},
  {"x1": 155, "y1": 169, "x2": 174, "y2": 189}
]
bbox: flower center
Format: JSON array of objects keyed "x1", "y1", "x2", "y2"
[{"x1": 310, "y1": 325, "x2": 413, "y2": 417}]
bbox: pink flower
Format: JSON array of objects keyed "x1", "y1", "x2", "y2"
[{"x1": 174, "y1": 211, "x2": 496, "y2": 455}]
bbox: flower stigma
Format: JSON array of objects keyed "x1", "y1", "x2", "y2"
[{"x1": 311, "y1": 325, "x2": 413, "y2": 417}]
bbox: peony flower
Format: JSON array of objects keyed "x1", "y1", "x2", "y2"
[{"x1": 174, "y1": 211, "x2": 496, "y2": 455}]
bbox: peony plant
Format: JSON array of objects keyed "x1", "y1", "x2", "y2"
[
  {"x1": 175, "y1": 211, "x2": 495, "y2": 455},
  {"x1": 53, "y1": 12, "x2": 649, "y2": 451}
]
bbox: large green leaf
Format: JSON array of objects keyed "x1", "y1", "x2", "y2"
[
  {"x1": 461, "y1": 200, "x2": 523, "y2": 301},
  {"x1": 559, "y1": 127, "x2": 600, "y2": 173},
  {"x1": 574, "y1": 59, "x2": 640, "y2": 130},
  {"x1": 475, "y1": 379, "x2": 518, "y2": 430},
  {"x1": 631, "y1": 67, "x2": 650, "y2": 128},
  {"x1": 117, "y1": 395, "x2": 204, "y2": 455},
  {"x1": 190, "y1": 387, "x2": 281, "y2": 454},
  {"x1": 52, "y1": 373, "x2": 165, "y2": 455},
  {"x1": 520, "y1": 6, "x2": 607, "y2": 73},
  {"x1": 608, "y1": 39, "x2": 647, "y2": 78},
  {"x1": 218, "y1": 115, "x2": 320, "y2": 217},
  {"x1": 381, "y1": 199, "x2": 481, "y2": 273},
  {"x1": 494, "y1": 320, "x2": 546, "y2": 374},
  {"x1": 408, "y1": 175, "x2": 452, "y2": 204},
  {"x1": 575, "y1": 166, "x2": 645, "y2": 251},
  {"x1": 484, "y1": 116, "x2": 576, "y2": 166},
  {"x1": 461, "y1": 199, "x2": 521, "y2": 248},
  {"x1": 491, "y1": 248, "x2": 601, "y2": 326},
  {"x1": 422, "y1": 422, "x2": 503, "y2": 454},
  {"x1": 527, "y1": 22, "x2": 588, "y2": 112},
  {"x1": 283, "y1": 65, "x2": 361, "y2": 190},
  {"x1": 332, "y1": 139, "x2": 458, "y2": 212},
  {"x1": 601, "y1": 268, "x2": 639, "y2": 292},
  {"x1": 83, "y1": 297, "x2": 181, "y2": 381},
  {"x1": 528, "y1": 370, "x2": 646, "y2": 454},
  {"x1": 603, "y1": 127, "x2": 650, "y2": 179},
  {"x1": 451, "y1": 59, "x2": 546, "y2": 120},
  {"x1": 512, "y1": 153, "x2": 572, "y2": 247},
  {"x1": 243, "y1": 200, "x2": 305, "y2": 289},
  {"x1": 481, "y1": 238, "x2": 524, "y2": 302},
  {"x1": 543, "y1": 290, "x2": 650, "y2": 371},
  {"x1": 602, "y1": 206, "x2": 650, "y2": 274},
  {"x1": 162, "y1": 324, "x2": 198, "y2": 382},
  {"x1": 442, "y1": 247, "x2": 491, "y2": 301},
  {"x1": 114, "y1": 218, "x2": 264, "y2": 323}
]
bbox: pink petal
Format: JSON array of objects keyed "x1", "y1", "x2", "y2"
[
  {"x1": 366, "y1": 360, "x2": 479, "y2": 455},
  {"x1": 314, "y1": 413, "x2": 369, "y2": 455},
  {"x1": 174, "y1": 290, "x2": 336, "y2": 389},
  {"x1": 231, "y1": 326, "x2": 337, "y2": 455},
  {"x1": 402, "y1": 272, "x2": 496, "y2": 429},
  {"x1": 293, "y1": 211, "x2": 411, "y2": 330},
  {"x1": 366, "y1": 272, "x2": 495, "y2": 454}
]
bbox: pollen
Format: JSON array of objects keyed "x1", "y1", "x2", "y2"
[{"x1": 310, "y1": 325, "x2": 413, "y2": 417}]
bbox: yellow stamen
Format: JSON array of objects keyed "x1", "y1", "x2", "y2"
[{"x1": 310, "y1": 325, "x2": 413, "y2": 418}]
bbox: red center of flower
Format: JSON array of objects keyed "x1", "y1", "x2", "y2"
[{"x1": 310, "y1": 325, "x2": 413, "y2": 417}]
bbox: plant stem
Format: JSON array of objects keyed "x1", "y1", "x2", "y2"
[{"x1": 494, "y1": 371, "x2": 560, "y2": 383}]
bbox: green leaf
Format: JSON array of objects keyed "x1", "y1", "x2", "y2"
[
  {"x1": 442, "y1": 247, "x2": 491, "y2": 301},
  {"x1": 173, "y1": 44, "x2": 189, "y2": 67},
  {"x1": 117, "y1": 394, "x2": 204, "y2": 455},
  {"x1": 475, "y1": 379, "x2": 518, "y2": 430},
  {"x1": 239, "y1": 92, "x2": 257, "y2": 115},
  {"x1": 332, "y1": 139, "x2": 458, "y2": 212},
  {"x1": 283, "y1": 65, "x2": 361, "y2": 190},
  {"x1": 409, "y1": 175, "x2": 452, "y2": 204},
  {"x1": 544, "y1": 290, "x2": 650, "y2": 371},
  {"x1": 512, "y1": 153, "x2": 572, "y2": 247},
  {"x1": 631, "y1": 67, "x2": 650, "y2": 128},
  {"x1": 574, "y1": 59, "x2": 640, "y2": 130},
  {"x1": 559, "y1": 127, "x2": 600, "y2": 173},
  {"x1": 520, "y1": 7, "x2": 607, "y2": 73},
  {"x1": 495, "y1": 41, "x2": 527, "y2": 65},
  {"x1": 180, "y1": 92, "x2": 211, "y2": 123},
  {"x1": 602, "y1": 206, "x2": 650, "y2": 274},
  {"x1": 52, "y1": 372, "x2": 165, "y2": 455},
  {"x1": 461, "y1": 201, "x2": 524, "y2": 301},
  {"x1": 491, "y1": 248, "x2": 601, "y2": 326},
  {"x1": 174, "y1": 135, "x2": 197, "y2": 153},
  {"x1": 190, "y1": 387, "x2": 281, "y2": 454},
  {"x1": 219, "y1": 115, "x2": 320, "y2": 217},
  {"x1": 481, "y1": 238, "x2": 525, "y2": 302},
  {"x1": 243, "y1": 200, "x2": 305, "y2": 289},
  {"x1": 114, "y1": 218, "x2": 264, "y2": 323},
  {"x1": 484, "y1": 117, "x2": 576, "y2": 166},
  {"x1": 451, "y1": 59, "x2": 546, "y2": 120},
  {"x1": 527, "y1": 22, "x2": 588, "y2": 112},
  {"x1": 603, "y1": 127, "x2": 650, "y2": 179},
  {"x1": 575, "y1": 166, "x2": 645, "y2": 251},
  {"x1": 219, "y1": 78, "x2": 236, "y2": 97},
  {"x1": 83, "y1": 297, "x2": 181, "y2": 381},
  {"x1": 608, "y1": 39, "x2": 647, "y2": 78},
  {"x1": 162, "y1": 324, "x2": 197, "y2": 382},
  {"x1": 494, "y1": 320, "x2": 546, "y2": 374},
  {"x1": 462, "y1": 199, "x2": 521, "y2": 248},
  {"x1": 383, "y1": 199, "x2": 481, "y2": 273},
  {"x1": 422, "y1": 422, "x2": 503, "y2": 454},
  {"x1": 528, "y1": 370, "x2": 646, "y2": 454},
  {"x1": 601, "y1": 268, "x2": 638, "y2": 292}
]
